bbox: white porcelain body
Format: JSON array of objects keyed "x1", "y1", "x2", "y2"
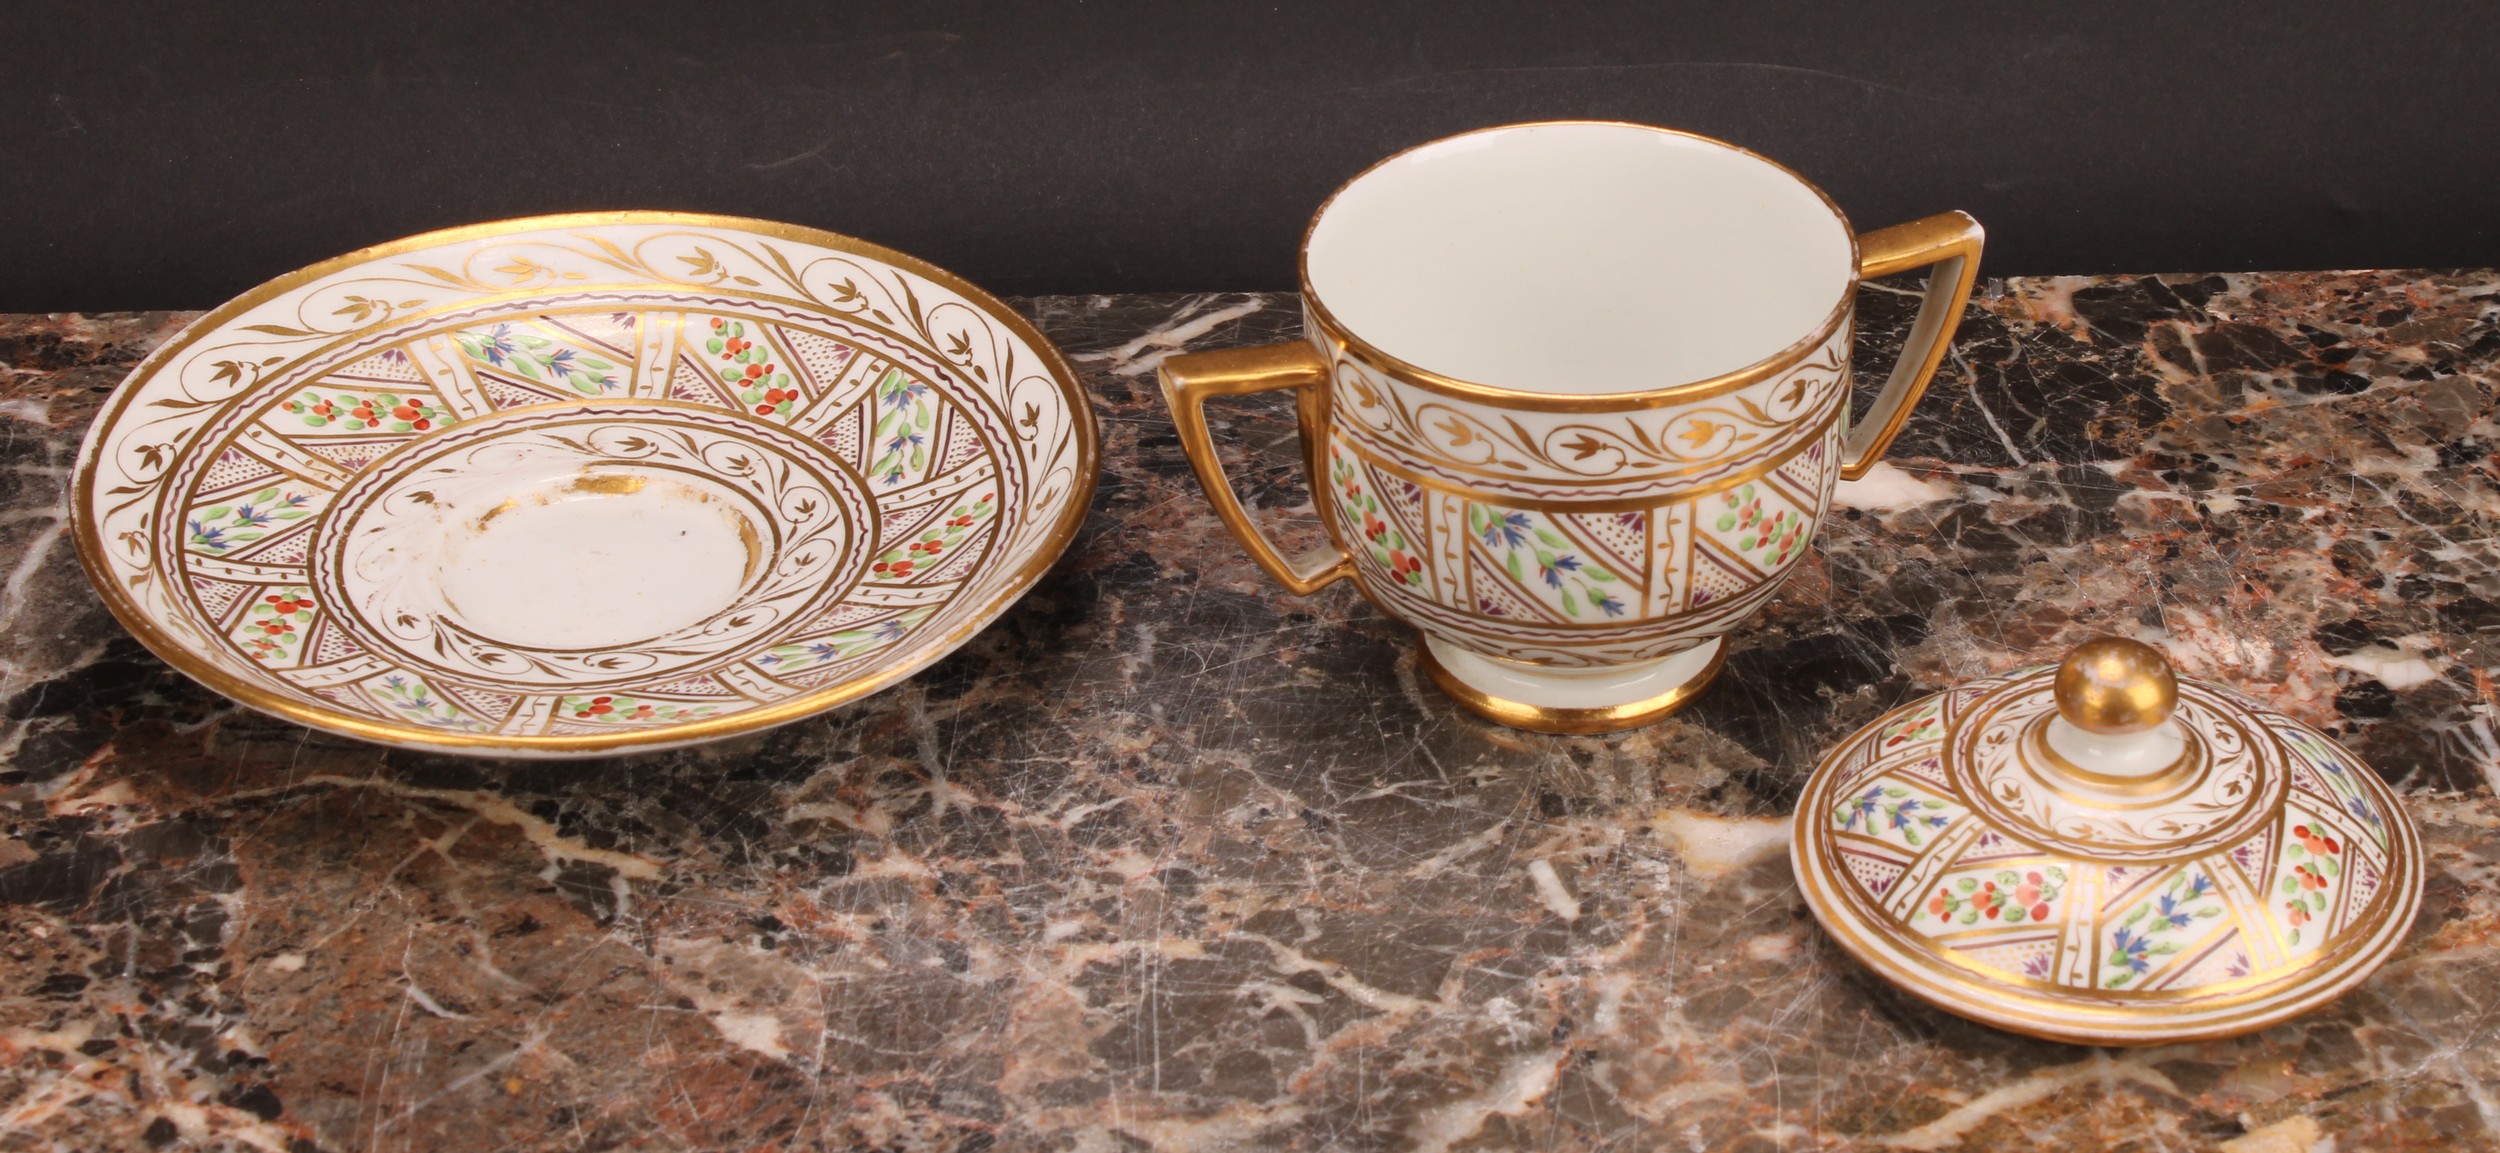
[
  {"x1": 1298, "y1": 123, "x2": 1860, "y2": 703},
  {"x1": 1303, "y1": 122, "x2": 1856, "y2": 393}
]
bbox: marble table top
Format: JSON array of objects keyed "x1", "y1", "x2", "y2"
[{"x1": 3, "y1": 271, "x2": 2497, "y2": 1152}]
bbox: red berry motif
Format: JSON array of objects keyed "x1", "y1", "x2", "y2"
[
  {"x1": 870, "y1": 496, "x2": 992, "y2": 582},
  {"x1": 286, "y1": 389, "x2": 451, "y2": 433},
  {"x1": 1716, "y1": 483, "x2": 1804, "y2": 565},
  {"x1": 2292, "y1": 824, "x2": 2340, "y2": 856},
  {"x1": 709, "y1": 320, "x2": 802, "y2": 417},
  {"x1": 1929, "y1": 866, "x2": 2067, "y2": 925},
  {"x1": 560, "y1": 694, "x2": 712, "y2": 724},
  {"x1": 2277, "y1": 824, "x2": 2344, "y2": 945},
  {"x1": 238, "y1": 585, "x2": 318, "y2": 659}
]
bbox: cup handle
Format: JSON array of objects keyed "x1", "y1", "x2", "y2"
[
  {"x1": 1159, "y1": 341, "x2": 1354, "y2": 595},
  {"x1": 1842, "y1": 210, "x2": 1986, "y2": 481}
]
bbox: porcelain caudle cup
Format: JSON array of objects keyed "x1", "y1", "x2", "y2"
[{"x1": 1160, "y1": 122, "x2": 1983, "y2": 732}]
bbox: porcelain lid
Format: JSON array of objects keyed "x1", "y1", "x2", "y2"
[{"x1": 1792, "y1": 637, "x2": 2423, "y2": 1045}]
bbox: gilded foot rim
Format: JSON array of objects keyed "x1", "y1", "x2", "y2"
[{"x1": 1419, "y1": 636, "x2": 1726, "y2": 734}]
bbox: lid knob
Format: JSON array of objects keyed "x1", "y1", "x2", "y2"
[{"x1": 2052, "y1": 637, "x2": 2177, "y2": 735}]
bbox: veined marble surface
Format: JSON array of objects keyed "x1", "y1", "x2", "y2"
[{"x1": 2, "y1": 273, "x2": 2497, "y2": 1151}]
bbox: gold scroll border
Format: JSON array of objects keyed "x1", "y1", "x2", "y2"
[
  {"x1": 1944, "y1": 672, "x2": 2291, "y2": 867},
  {"x1": 1318, "y1": 328, "x2": 1851, "y2": 491}
]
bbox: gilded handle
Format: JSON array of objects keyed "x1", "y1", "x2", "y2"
[
  {"x1": 1842, "y1": 210, "x2": 1985, "y2": 481},
  {"x1": 1158, "y1": 341, "x2": 1353, "y2": 596}
]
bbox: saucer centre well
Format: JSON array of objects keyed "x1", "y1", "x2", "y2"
[
  {"x1": 310, "y1": 402, "x2": 873, "y2": 685},
  {"x1": 436, "y1": 472, "x2": 758, "y2": 650}
]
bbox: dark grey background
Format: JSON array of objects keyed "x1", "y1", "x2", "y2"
[{"x1": 5, "y1": 2, "x2": 2497, "y2": 311}]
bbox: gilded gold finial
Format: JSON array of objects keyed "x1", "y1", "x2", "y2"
[{"x1": 2053, "y1": 637, "x2": 2178, "y2": 735}]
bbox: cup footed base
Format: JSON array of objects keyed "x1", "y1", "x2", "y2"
[{"x1": 1419, "y1": 636, "x2": 1726, "y2": 734}]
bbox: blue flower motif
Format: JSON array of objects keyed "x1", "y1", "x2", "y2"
[
  {"x1": 187, "y1": 520, "x2": 228, "y2": 550},
  {"x1": 2110, "y1": 927, "x2": 2153, "y2": 974},
  {"x1": 1538, "y1": 554, "x2": 1581, "y2": 589},
  {"x1": 1887, "y1": 798, "x2": 1949, "y2": 832},
  {"x1": 1480, "y1": 511, "x2": 1532, "y2": 549},
  {"x1": 471, "y1": 324, "x2": 518, "y2": 366},
  {"x1": 1591, "y1": 591, "x2": 1626, "y2": 617},
  {"x1": 2347, "y1": 795, "x2": 2381, "y2": 827},
  {"x1": 1840, "y1": 785, "x2": 1883, "y2": 831},
  {"x1": 2152, "y1": 875, "x2": 2213, "y2": 929}
]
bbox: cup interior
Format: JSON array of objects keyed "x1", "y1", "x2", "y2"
[{"x1": 1303, "y1": 123, "x2": 1855, "y2": 396}]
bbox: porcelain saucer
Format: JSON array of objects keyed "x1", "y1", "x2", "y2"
[{"x1": 72, "y1": 213, "x2": 1097, "y2": 757}]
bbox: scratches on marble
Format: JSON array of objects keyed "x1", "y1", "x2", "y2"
[
  {"x1": 247, "y1": 773, "x2": 666, "y2": 882},
  {"x1": 1651, "y1": 810, "x2": 1792, "y2": 880},
  {"x1": 1867, "y1": 1053, "x2": 2182, "y2": 1150},
  {"x1": 1832, "y1": 460, "x2": 1958, "y2": 513},
  {"x1": 1524, "y1": 858, "x2": 1581, "y2": 922},
  {"x1": 6, "y1": 281, "x2": 2500, "y2": 1149},
  {"x1": 1406, "y1": 1048, "x2": 1567, "y2": 1153},
  {"x1": 1071, "y1": 294, "x2": 1273, "y2": 378}
]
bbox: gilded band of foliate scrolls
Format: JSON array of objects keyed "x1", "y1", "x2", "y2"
[
  {"x1": 1952, "y1": 675, "x2": 2288, "y2": 865},
  {"x1": 1309, "y1": 306, "x2": 1850, "y2": 494},
  {"x1": 1794, "y1": 669, "x2": 2419, "y2": 1039},
  {"x1": 71, "y1": 213, "x2": 1100, "y2": 755}
]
